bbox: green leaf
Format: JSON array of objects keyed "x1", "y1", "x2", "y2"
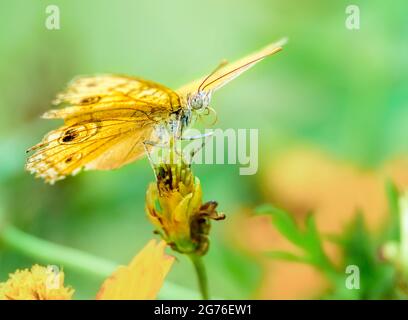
[
  {"x1": 302, "y1": 214, "x2": 334, "y2": 272},
  {"x1": 385, "y1": 180, "x2": 400, "y2": 241},
  {"x1": 265, "y1": 250, "x2": 308, "y2": 264},
  {"x1": 255, "y1": 204, "x2": 304, "y2": 247},
  {"x1": 256, "y1": 204, "x2": 337, "y2": 275}
]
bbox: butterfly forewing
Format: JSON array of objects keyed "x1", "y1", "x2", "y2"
[
  {"x1": 177, "y1": 39, "x2": 285, "y2": 100},
  {"x1": 53, "y1": 75, "x2": 180, "y2": 109}
]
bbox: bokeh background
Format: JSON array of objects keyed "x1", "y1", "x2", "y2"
[{"x1": 0, "y1": 0, "x2": 407, "y2": 299}]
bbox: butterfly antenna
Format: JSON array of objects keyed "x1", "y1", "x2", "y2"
[
  {"x1": 197, "y1": 59, "x2": 229, "y2": 92},
  {"x1": 201, "y1": 45, "x2": 284, "y2": 92}
]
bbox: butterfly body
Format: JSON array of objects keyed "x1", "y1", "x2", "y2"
[{"x1": 26, "y1": 40, "x2": 285, "y2": 183}]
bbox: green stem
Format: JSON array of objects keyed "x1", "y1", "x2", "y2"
[
  {"x1": 0, "y1": 224, "x2": 200, "y2": 299},
  {"x1": 189, "y1": 254, "x2": 209, "y2": 300},
  {"x1": 399, "y1": 195, "x2": 408, "y2": 277},
  {"x1": 1, "y1": 225, "x2": 116, "y2": 278}
]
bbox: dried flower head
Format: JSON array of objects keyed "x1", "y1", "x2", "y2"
[{"x1": 145, "y1": 147, "x2": 225, "y2": 256}]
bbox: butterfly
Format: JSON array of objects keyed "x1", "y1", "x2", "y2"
[{"x1": 26, "y1": 39, "x2": 286, "y2": 184}]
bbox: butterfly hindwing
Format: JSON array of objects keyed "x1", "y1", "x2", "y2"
[{"x1": 26, "y1": 120, "x2": 152, "y2": 183}]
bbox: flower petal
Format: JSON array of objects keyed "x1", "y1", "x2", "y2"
[{"x1": 96, "y1": 240, "x2": 174, "y2": 300}]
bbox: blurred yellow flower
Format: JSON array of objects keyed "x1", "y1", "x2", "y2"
[
  {"x1": 0, "y1": 265, "x2": 73, "y2": 300},
  {"x1": 146, "y1": 159, "x2": 225, "y2": 256},
  {"x1": 0, "y1": 240, "x2": 173, "y2": 300},
  {"x1": 97, "y1": 239, "x2": 174, "y2": 300}
]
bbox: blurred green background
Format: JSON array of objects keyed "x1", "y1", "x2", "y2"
[{"x1": 0, "y1": 0, "x2": 407, "y2": 299}]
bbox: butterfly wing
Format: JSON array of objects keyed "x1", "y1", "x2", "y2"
[
  {"x1": 46, "y1": 74, "x2": 181, "y2": 123},
  {"x1": 84, "y1": 125, "x2": 154, "y2": 171},
  {"x1": 26, "y1": 75, "x2": 181, "y2": 183},
  {"x1": 176, "y1": 39, "x2": 286, "y2": 102}
]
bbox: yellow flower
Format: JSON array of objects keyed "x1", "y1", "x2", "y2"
[
  {"x1": 0, "y1": 240, "x2": 173, "y2": 300},
  {"x1": 97, "y1": 239, "x2": 174, "y2": 300},
  {"x1": 0, "y1": 265, "x2": 73, "y2": 300},
  {"x1": 146, "y1": 157, "x2": 225, "y2": 256}
]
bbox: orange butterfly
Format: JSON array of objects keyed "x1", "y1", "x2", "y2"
[{"x1": 26, "y1": 39, "x2": 285, "y2": 183}]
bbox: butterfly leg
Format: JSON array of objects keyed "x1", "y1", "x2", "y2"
[
  {"x1": 142, "y1": 141, "x2": 158, "y2": 176},
  {"x1": 184, "y1": 132, "x2": 214, "y2": 164},
  {"x1": 189, "y1": 140, "x2": 206, "y2": 163},
  {"x1": 142, "y1": 139, "x2": 171, "y2": 171},
  {"x1": 143, "y1": 140, "x2": 169, "y2": 149},
  {"x1": 181, "y1": 131, "x2": 214, "y2": 141}
]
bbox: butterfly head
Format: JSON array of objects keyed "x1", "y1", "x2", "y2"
[{"x1": 187, "y1": 90, "x2": 212, "y2": 112}]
